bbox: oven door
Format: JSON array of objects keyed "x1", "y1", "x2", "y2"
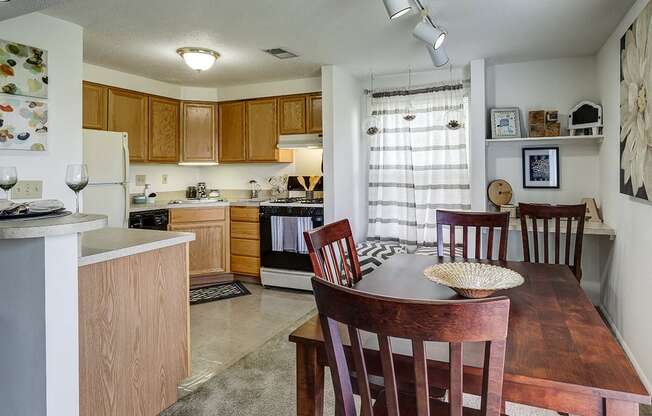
[{"x1": 259, "y1": 208, "x2": 323, "y2": 272}]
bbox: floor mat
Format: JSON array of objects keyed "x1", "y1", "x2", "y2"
[{"x1": 189, "y1": 282, "x2": 250, "y2": 305}]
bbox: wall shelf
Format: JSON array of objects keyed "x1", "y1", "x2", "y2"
[{"x1": 485, "y1": 135, "x2": 604, "y2": 146}]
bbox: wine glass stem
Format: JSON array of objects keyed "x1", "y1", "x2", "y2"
[{"x1": 75, "y1": 191, "x2": 80, "y2": 214}]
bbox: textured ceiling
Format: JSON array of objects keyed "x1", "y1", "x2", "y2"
[
  {"x1": 0, "y1": 0, "x2": 64, "y2": 22},
  {"x1": 38, "y1": 0, "x2": 637, "y2": 86}
]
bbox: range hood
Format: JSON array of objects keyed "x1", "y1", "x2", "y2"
[{"x1": 277, "y1": 134, "x2": 322, "y2": 149}]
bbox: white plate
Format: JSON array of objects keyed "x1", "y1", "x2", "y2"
[{"x1": 28, "y1": 199, "x2": 64, "y2": 212}]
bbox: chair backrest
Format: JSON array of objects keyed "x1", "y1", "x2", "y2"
[
  {"x1": 518, "y1": 203, "x2": 586, "y2": 281},
  {"x1": 312, "y1": 277, "x2": 510, "y2": 416},
  {"x1": 436, "y1": 210, "x2": 510, "y2": 261},
  {"x1": 303, "y1": 219, "x2": 363, "y2": 287}
]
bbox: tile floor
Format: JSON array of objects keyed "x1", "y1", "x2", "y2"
[{"x1": 177, "y1": 282, "x2": 316, "y2": 397}]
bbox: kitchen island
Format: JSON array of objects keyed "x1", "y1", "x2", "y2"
[{"x1": 78, "y1": 227, "x2": 194, "y2": 416}]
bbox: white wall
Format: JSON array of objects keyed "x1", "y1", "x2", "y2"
[
  {"x1": 216, "y1": 77, "x2": 321, "y2": 102},
  {"x1": 486, "y1": 58, "x2": 601, "y2": 205},
  {"x1": 0, "y1": 13, "x2": 83, "y2": 210},
  {"x1": 322, "y1": 65, "x2": 365, "y2": 240},
  {"x1": 597, "y1": 0, "x2": 652, "y2": 388}
]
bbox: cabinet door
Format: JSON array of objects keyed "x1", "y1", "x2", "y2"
[
  {"x1": 169, "y1": 221, "x2": 228, "y2": 276},
  {"x1": 307, "y1": 94, "x2": 322, "y2": 133},
  {"x1": 108, "y1": 88, "x2": 149, "y2": 162},
  {"x1": 181, "y1": 102, "x2": 217, "y2": 162},
  {"x1": 82, "y1": 82, "x2": 107, "y2": 130},
  {"x1": 148, "y1": 96, "x2": 180, "y2": 163},
  {"x1": 218, "y1": 101, "x2": 246, "y2": 162},
  {"x1": 278, "y1": 95, "x2": 306, "y2": 135},
  {"x1": 246, "y1": 98, "x2": 278, "y2": 161}
]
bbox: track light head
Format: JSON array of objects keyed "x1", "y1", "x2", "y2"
[
  {"x1": 382, "y1": 0, "x2": 412, "y2": 20},
  {"x1": 427, "y1": 45, "x2": 449, "y2": 68},
  {"x1": 413, "y1": 20, "x2": 447, "y2": 49}
]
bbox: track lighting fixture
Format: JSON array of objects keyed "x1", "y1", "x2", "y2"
[
  {"x1": 413, "y1": 19, "x2": 447, "y2": 50},
  {"x1": 426, "y1": 45, "x2": 449, "y2": 67},
  {"x1": 382, "y1": 0, "x2": 412, "y2": 20}
]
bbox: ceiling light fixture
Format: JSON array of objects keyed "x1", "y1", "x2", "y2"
[
  {"x1": 382, "y1": 0, "x2": 412, "y2": 20},
  {"x1": 176, "y1": 47, "x2": 220, "y2": 72},
  {"x1": 413, "y1": 19, "x2": 447, "y2": 50},
  {"x1": 426, "y1": 45, "x2": 449, "y2": 68}
]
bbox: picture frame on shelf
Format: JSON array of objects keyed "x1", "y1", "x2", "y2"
[
  {"x1": 490, "y1": 108, "x2": 522, "y2": 139},
  {"x1": 522, "y1": 147, "x2": 560, "y2": 189}
]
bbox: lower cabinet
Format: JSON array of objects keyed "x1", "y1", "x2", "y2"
[
  {"x1": 230, "y1": 206, "x2": 261, "y2": 279},
  {"x1": 169, "y1": 207, "x2": 231, "y2": 286}
]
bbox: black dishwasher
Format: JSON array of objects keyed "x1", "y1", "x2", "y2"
[{"x1": 128, "y1": 209, "x2": 169, "y2": 230}]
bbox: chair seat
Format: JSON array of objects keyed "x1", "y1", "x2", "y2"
[{"x1": 373, "y1": 390, "x2": 506, "y2": 416}]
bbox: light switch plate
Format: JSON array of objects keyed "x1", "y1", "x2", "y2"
[
  {"x1": 12, "y1": 180, "x2": 43, "y2": 199},
  {"x1": 135, "y1": 175, "x2": 146, "y2": 186},
  {"x1": 161, "y1": 174, "x2": 168, "y2": 184}
]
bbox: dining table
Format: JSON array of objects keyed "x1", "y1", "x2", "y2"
[{"x1": 289, "y1": 254, "x2": 651, "y2": 416}]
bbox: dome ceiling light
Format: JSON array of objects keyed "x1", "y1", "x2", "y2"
[{"x1": 176, "y1": 47, "x2": 220, "y2": 72}]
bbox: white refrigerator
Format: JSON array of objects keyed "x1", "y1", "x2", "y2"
[{"x1": 82, "y1": 129, "x2": 130, "y2": 228}]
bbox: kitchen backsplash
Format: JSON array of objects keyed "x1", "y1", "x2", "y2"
[{"x1": 129, "y1": 148, "x2": 323, "y2": 194}]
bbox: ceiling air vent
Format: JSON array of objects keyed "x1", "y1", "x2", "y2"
[{"x1": 263, "y1": 48, "x2": 299, "y2": 60}]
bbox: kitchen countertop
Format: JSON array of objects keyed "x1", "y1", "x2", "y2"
[
  {"x1": 0, "y1": 213, "x2": 107, "y2": 239},
  {"x1": 129, "y1": 199, "x2": 267, "y2": 212},
  {"x1": 79, "y1": 227, "x2": 195, "y2": 266}
]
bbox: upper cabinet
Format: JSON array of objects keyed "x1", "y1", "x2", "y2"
[
  {"x1": 218, "y1": 101, "x2": 247, "y2": 162},
  {"x1": 307, "y1": 94, "x2": 322, "y2": 134},
  {"x1": 278, "y1": 95, "x2": 307, "y2": 135},
  {"x1": 107, "y1": 88, "x2": 149, "y2": 163},
  {"x1": 148, "y1": 96, "x2": 180, "y2": 163},
  {"x1": 82, "y1": 82, "x2": 107, "y2": 131},
  {"x1": 181, "y1": 102, "x2": 217, "y2": 163},
  {"x1": 246, "y1": 98, "x2": 279, "y2": 162}
]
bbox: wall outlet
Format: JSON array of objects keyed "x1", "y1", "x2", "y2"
[
  {"x1": 161, "y1": 174, "x2": 168, "y2": 185},
  {"x1": 135, "y1": 175, "x2": 147, "y2": 186},
  {"x1": 12, "y1": 180, "x2": 43, "y2": 199}
]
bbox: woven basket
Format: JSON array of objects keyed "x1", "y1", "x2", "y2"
[{"x1": 423, "y1": 262, "x2": 524, "y2": 299}]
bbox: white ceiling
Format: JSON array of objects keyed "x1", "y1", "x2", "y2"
[
  {"x1": 0, "y1": 0, "x2": 65, "y2": 21},
  {"x1": 36, "y1": 0, "x2": 637, "y2": 86}
]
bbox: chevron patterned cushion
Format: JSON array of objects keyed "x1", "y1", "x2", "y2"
[
  {"x1": 354, "y1": 241, "x2": 407, "y2": 276},
  {"x1": 414, "y1": 244, "x2": 464, "y2": 257}
]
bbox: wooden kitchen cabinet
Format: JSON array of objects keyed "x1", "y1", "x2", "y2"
[
  {"x1": 148, "y1": 96, "x2": 180, "y2": 163},
  {"x1": 278, "y1": 95, "x2": 307, "y2": 134},
  {"x1": 108, "y1": 88, "x2": 149, "y2": 162},
  {"x1": 169, "y1": 207, "x2": 230, "y2": 287},
  {"x1": 230, "y1": 206, "x2": 261, "y2": 279},
  {"x1": 307, "y1": 93, "x2": 323, "y2": 133},
  {"x1": 82, "y1": 82, "x2": 107, "y2": 130},
  {"x1": 181, "y1": 101, "x2": 217, "y2": 163},
  {"x1": 218, "y1": 101, "x2": 247, "y2": 162},
  {"x1": 246, "y1": 98, "x2": 279, "y2": 161}
]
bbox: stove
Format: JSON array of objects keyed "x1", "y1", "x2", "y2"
[{"x1": 259, "y1": 197, "x2": 324, "y2": 291}]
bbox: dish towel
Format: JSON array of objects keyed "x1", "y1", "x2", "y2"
[
  {"x1": 271, "y1": 216, "x2": 284, "y2": 252},
  {"x1": 282, "y1": 217, "x2": 299, "y2": 252},
  {"x1": 296, "y1": 217, "x2": 313, "y2": 254}
]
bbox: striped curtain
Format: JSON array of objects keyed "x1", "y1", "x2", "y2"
[{"x1": 367, "y1": 81, "x2": 471, "y2": 247}]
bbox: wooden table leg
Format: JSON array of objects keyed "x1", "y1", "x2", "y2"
[
  {"x1": 296, "y1": 343, "x2": 325, "y2": 416},
  {"x1": 604, "y1": 399, "x2": 638, "y2": 415}
]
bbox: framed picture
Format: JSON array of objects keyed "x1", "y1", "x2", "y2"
[
  {"x1": 0, "y1": 39, "x2": 48, "y2": 98},
  {"x1": 0, "y1": 94, "x2": 48, "y2": 151},
  {"x1": 490, "y1": 108, "x2": 522, "y2": 139},
  {"x1": 620, "y1": 1, "x2": 652, "y2": 200},
  {"x1": 522, "y1": 147, "x2": 559, "y2": 189}
]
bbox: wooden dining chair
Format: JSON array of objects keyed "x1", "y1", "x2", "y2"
[
  {"x1": 519, "y1": 203, "x2": 586, "y2": 282},
  {"x1": 312, "y1": 276, "x2": 510, "y2": 416},
  {"x1": 303, "y1": 219, "x2": 363, "y2": 288},
  {"x1": 436, "y1": 210, "x2": 510, "y2": 261}
]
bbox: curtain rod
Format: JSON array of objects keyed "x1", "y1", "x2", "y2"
[{"x1": 364, "y1": 79, "x2": 470, "y2": 96}]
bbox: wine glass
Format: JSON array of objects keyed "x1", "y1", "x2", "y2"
[
  {"x1": 65, "y1": 164, "x2": 89, "y2": 215},
  {"x1": 0, "y1": 166, "x2": 18, "y2": 201}
]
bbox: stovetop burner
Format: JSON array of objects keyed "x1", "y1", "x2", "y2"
[{"x1": 268, "y1": 197, "x2": 324, "y2": 204}]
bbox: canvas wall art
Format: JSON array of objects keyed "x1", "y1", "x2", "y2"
[
  {"x1": 0, "y1": 94, "x2": 48, "y2": 151},
  {"x1": 0, "y1": 39, "x2": 48, "y2": 99},
  {"x1": 620, "y1": 2, "x2": 652, "y2": 200}
]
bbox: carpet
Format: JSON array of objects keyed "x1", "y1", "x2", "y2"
[
  {"x1": 189, "y1": 282, "x2": 250, "y2": 305},
  {"x1": 161, "y1": 312, "x2": 590, "y2": 416}
]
